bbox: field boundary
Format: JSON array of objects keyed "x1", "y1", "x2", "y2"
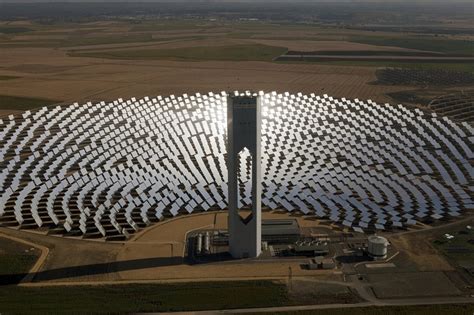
[
  {"x1": 276, "y1": 54, "x2": 474, "y2": 63},
  {"x1": 0, "y1": 230, "x2": 49, "y2": 283}
]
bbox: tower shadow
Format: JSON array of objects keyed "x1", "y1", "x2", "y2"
[{"x1": 0, "y1": 256, "x2": 185, "y2": 285}]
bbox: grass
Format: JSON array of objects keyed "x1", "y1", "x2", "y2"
[
  {"x1": 0, "y1": 237, "x2": 39, "y2": 275},
  {"x1": 0, "y1": 34, "x2": 158, "y2": 49},
  {"x1": 0, "y1": 75, "x2": 19, "y2": 81},
  {"x1": 0, "y1": 26, "x2": 33, "y2": 34},
  {"x1": 0, "y1": 95, "x2": 61, "y2": 110},
  {"x1": 69, "y1": 44, "x2": 287, "y2": 61},
  {"x1": 59, "y1": 34, "x2": 154, "y2": 47},
  {"x1": 67, "y1": 36, "x2": 203, "y2": 53},
  {"x1": 251, "y1": 304, "x2": 474, "y2": 315},
  {"x1": 0, "y1": 281, "x2": 471, "y2": 314},
  {"x1": 130, "y1": 20, "x2": 217, "y2": 32},
  {"x1": 286, "y1": 50, "x2": 443, "y2": 57},
  {"x1": 433, "y1": 228, "x2": 474, "y2": 264},
  {"x1": 277, "y1": 60, "x2": 474, "y2": 72},
  {"x1": 0, "y1": 281, "x2": 289, "y2": 313},
  {"x1": 0, "y1": 237, "x2": 39, "y2": 285},
  {"x1": 0, "y1": 254, "x2": 38, "y2": 276},
  {"x1": 386, "y1": 91, "x2": 432, "y2": 106},
  {"x1": 350, "y1": 36, "x2": 474, "y2": 56},
  {"x1": 374, "y1": 68, "x2": 474, "y2": 85},
  {"x1": 0, "y1": 41, "x2": 61, "y2": 48}
]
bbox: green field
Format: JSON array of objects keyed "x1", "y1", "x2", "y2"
[
  {"x1": 386, "y1": 91, "x2": 432, "y2": 106},
  {"x1": 0, "y1": 75, "x2": 19, "y2": 81},
  {"x1": 0, "y1": 34, "x2": 157, "y2": 49},
  {"x1": 0, "y1": 26, "x2": 33, "y2": 34},
  {"x1": 277, "y1": 60, "x2": 474, "y2": 72},
  {"x1": 0, "y1": 237, "x2": 39, "y2": 285},
  {"x1": 69, "y1": 44, "x2": 287, "y2": 61},
  {"x1": 60, "y1": 33, "x2": 154, "y2": 47},
  {"x1": 0, "y1": 41, "x2": 61, "y2": 48},
  {"x1": 0, "y1": 281, "x2": 472, "y2": 314},
  {"x1": 0, "y1": 281, "x2": 289, "y2": 313},
  {"x1": 0, "y1": 95, "x2": 61, "y2": 110},
  {"x1": 433, "y1": 227, "x2": 474, "y2": 265},
  {"x1": 130, "y1": 20, "x2": 218, "y2": 32},
  {"x1": 253, "y1": 304, "x2": 474, "y2": 315},
  {"x1": 1, "y1": 20, "x2": 473, "y2": 64},
  {"x1": 351, "y1": 36, "x2": 474, "y2": 56}
]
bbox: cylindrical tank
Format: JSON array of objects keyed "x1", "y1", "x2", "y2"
[
  {"x1": 204, "y1": 232, "x2": 210, "y2": 254},
  {"x1": 196, "y1": 233, "x2": 202, "y2": 255},
  {"x1": 368, "y1": 235, "x2": 388, "y2": 260}
]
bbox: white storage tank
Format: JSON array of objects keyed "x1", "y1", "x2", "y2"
[
  {"x1": 368, "y1": 235, "x2": 388, "y2": 260},
  {"x1": 204, "y1": 232, "x2": 211, "y2": 254},
  {"x1": 196, "y1": 233, "x2": 203, "y2": 255}
]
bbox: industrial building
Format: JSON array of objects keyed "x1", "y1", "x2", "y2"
[
  {"x1": 261, "y1": 219, "x2": 300, "y2": 244},
  {"x1": 288, "y1": 243, "x2": 329, "y2": 257}
]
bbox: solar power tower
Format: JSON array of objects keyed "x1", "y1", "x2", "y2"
[{"x1": 227, "y1": 94, "x2": 262, "y2": 258}]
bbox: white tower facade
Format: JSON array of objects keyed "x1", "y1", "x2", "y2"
[{"x1": 227, "y1": 94, "x2": 262, "y2": 258}]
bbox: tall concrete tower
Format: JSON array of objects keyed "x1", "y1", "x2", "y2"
[{"x1": 227, "y1": 94, "x2": 262, "y2": 258}]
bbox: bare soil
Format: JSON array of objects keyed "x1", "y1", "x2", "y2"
[
  {"x1": 0, "y1": 40, "x2": 407, "y2": 115},
  {"x1": 248, "y1": 39, "x2": 423, "y2": 52},
  {"x1": 389, "y1": 234, "x2": 455, "y2": 271}
]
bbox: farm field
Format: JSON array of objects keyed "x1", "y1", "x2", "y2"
[
  {"x1": 434, "y1": 227, "x2": 474, "y2": 268},
  {"x1": 0, "y1": 75, "x2": 19, "y2": 81},
  {"x1": 280, "y1": 61, "x2": 474, "y2": 72},
  {"x1": 252, "y1": 304, "x2": 474, "y2": 315},
  {"x1": 0, "y1": 282, "x2": 471, "y2": 314},
  {"x1": 0, "y1": 236, "x2": 40, "y2": 284},
  {"x1": 0, "y1": 237, "x2": 39, "y2": 275},
  {"x1": 374, "y1": 68, "x2": 474, "y2": 86},
  {"x1": 69, "y1": 44, "x2": 287, "y2": 61},
  {"x1": 0, "y1": 95, "x2": 61, "y2": 111},
  {"x1": 0, "y1": 2, "x2": 473, "y2": 314},
  {"x1": 0, "y1": 281, "x2": 290, "y2": 313},
  {"x1": 0, "y1": 19, "x2": 472, "y2": 116}
]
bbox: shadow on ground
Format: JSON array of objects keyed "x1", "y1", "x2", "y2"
[
  {"x1": 335, "y1": 255, "x2": 371, "y2": 264},
  {"x1": 0, "y1": 256, "x2": 185, "y2": 285}
]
